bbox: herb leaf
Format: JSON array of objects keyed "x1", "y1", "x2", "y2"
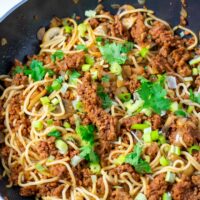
[
  {"x1": 51, "y1": 50, "x2": 64, "y2": 62},
  {"x1": 76, "y1": 44, "x2": 87, "y2": 51},
  {"x1": 175, "y1": 109, "x2": 187, "y2": 117},
  {"x1": 80, "y1": 145, "x2": 99, "y2": 163},
  {"x1": 25, "y1": 60, "x2": 46, "y2": 81},
  {"x1": 76, "y1": 124, "x2": 95, "y2": 145},
  {"x1": 97, "y1": 85, "x2": 112, "y2": 109},
  {"x1": 138, "y1": 77, "x2": 171, "y2": 114},
  {"x1": 125, "y1": 143, "x2": 151, "y2": 174},
  {"x1": 189, "y1": 89, "x2": 200, "y2": 104},
  {"x1": 47, "y1": 130, "x2": 62, "y2": 138},
  {"x1": 102, "y1": 75, "x2": 110, "y2": 82}
]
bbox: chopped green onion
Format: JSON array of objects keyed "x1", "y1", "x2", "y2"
[
  {"x1": 170, "y1": 102, "x2": 179, "y2": 112},
  {"x1": 124, "y1": 99, "x2": 144, "y2": 115},
  {"x1": 165, "y1": 171, "x2": 176, "y2": 183},
  {"x1": 64, "y1": 25, "x2": 72, "y2": 34},
  {"x1": 47, "y1": 130, "x2": 62, "y2": 138},
  {"x1": 90, "y1": 70, "x2": 98, "y2": 80},
  {"x1": 113, "y1": 155, "x2": 126, "y2": 165},
  {"x1": 192, "y1": 68, "x2": 198, "y2": 76},
  {"x1": 158, "y1": 135, "x2": 166, "y2": 144},
  {"x1": 48, "y1": 104, "x2": 56, "y2": 112},
  {"x1": 47, "y1": 155, "x2": 55, "y2": 163},
  {"x1": 51, "y1": 50, "x2": 64, "y2": 62},
  {"x1": 33, "y1": 121, "x2": 43, "y2": 131},
  {"x1": 140, "y1": 47, "x2": 149, "y2": 58},
  {"x1": 131, "y1": 123, "x2": 150, "y2": 130},
  {"x1": 51, "y1": 97, "x2": 60, "y2": 105},
  {"x1": 85, "y1": 10, "x2": 96, "y2": 18},
  {"x1": 85, "y1": 55, "x2": 95, "y2": 65},
  {"x1": 162, "y1": 192, "x2": 172, "y2": 200},
  {"x1": 52, "y1": 79, "x2": 62, "y2": 91},
  {"x1": 46, "y1": 119, "x2": 53, "y2": 126},
  {"x1": 151, "y1": 130, "x2": 159, "y2": 141},
  {"x1": 89, "y1": 162, "x2": 101, "y2": 174},
  {"x1": 64, "y1": 122, "x2": 71, "y2": 129},
  {"x1": 55, "y1": 139, "x2": 68, "y2": 154},
  {"x1": 40, "y1": 96, "x2": 50, "y2": 105},
  {"x1": 170, "y1": 145, "x2": 181, "y2": 156},
  {"x1": 82, "y1": 64, "x2": 91, "y2": 72},
  {"x1": 188, "y1": 145, "x2": 200, "y2": 154},
  {"x1": 110, "y1": 62, "x2": 122, "y2": 75},
  {"x1": 71, "y1": 155, "x2": 83, "y2": 167},
  {"x1": 144, "y1": 155, "x2": 150, "y2": 163},
  {"x1": 143, "y1": 127, "x2": 152, "y2": 143},
  {"x1": 183, "y1": 76, "x2": 193, "y2": 82},
  {"x1": 187, "y1": 105, "x2": 194, "y2": 114},
  {"x1": 135, "y1": 193, "x2": 147, "y2": 200},
  {"x1": 78, "y1": 23, "x2": 87, "y2": 37},
  {"x1": 189, "y1": 56, "x2": 200, "y2": 65},
  {"x1": 118, "y1": 93, "x2": 131, "y2": 102},
  {"x1": 159, "y1": 156, "x2": 170, "y2": 166},
  {"x1": 141, "y1": 108, "x2": 152, "y2": 117},
  {"x1": 35, "y1": 163, "x2": 46, "y2": 173}
]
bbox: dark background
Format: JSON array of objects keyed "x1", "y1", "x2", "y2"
[{"x1": 0, "y1": 0, "x2": 199, "y2": 199}]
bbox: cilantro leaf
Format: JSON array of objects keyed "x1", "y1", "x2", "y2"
[
  {"x1": 125, "y1": 143, "x2": 151, "y2": 174},
  {"x1": 99, "y1": 43, "x2": 127, "y2": 65},
  {"x1": 13, "y1": 66, "x2": 24, "y2": 75},
  {"x1": 189, "y1": 89, "x2": 200, "y2": 104},
  {"x1": 76, "y1": 44, "x2": 87, "y2": 51},
  {"x1": 25, "y1": 60, "x2": 46, "y2": 81},
  {"x1": 138, "y1": 77, "x2": 171, "y2": 114},
  {"x1": 68, "y1": 70, "x2": 81, "y2": 85},
  {"x1": 80, "y1": 145, "x2": 99, "y2": 163},
  {"x1": 51, "y1": 50, "x2": 64, "y2": 62},
  {"x1": 102, "y1": 75, "x2": 110, "y2": 82},
  {"x1": 121, "y1": 42, "x2": 134, "y2": 53},
  {"x1": 175, "y1": 109, "x2": 187, "y2": 117},
  {"x1": 76, "y1": 124, "x2": 95, "y2": 145},
  {"x1": 97, "y1": 85, "x2": 112, "y2": 109}
]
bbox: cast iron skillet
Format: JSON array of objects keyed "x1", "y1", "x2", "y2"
[{"x1": 0, "y1": 0, "x2": 199, "y2": 199}]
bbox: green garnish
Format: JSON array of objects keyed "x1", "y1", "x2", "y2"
[
  {"x1": 80, "y1": 145, "x2": 100, "y2": 163},
  {"x1": 24, "y1": 60, "x2": 46, "y2": 81},
  {"x1": 13, "y1": 66, "x2": 24, "y2": 75},
  {"x1": 189, "y1": 89, "x2": 200, "y2": 104},
  {"x1": 55, "y1": 139, "x2": 68, "y2": 154},
  {"x1": 96, "y1": 36, "x2": 103, "y2": 42},
  {"x1": 85, "y1": 10, "x2": 96, "y2": 17},
  {"x1": 99, "y1": 42, "x2": 133, "y2": 65},
  {"x1": 51, "y1": 76, "x2": 64, "y2": 91},
  {"x1": 118, "y1": 93, "x2": 131, "y2": 102},
  {"x1": 89, "y1": 162, "x2": 101, "y2": 174},
  {"x1": 138, "y1": 77, "x2": 171, "y2": 114},
  {"x1": 102, "y1": 75, "x2": 110, "y2": 82},
  {"x1": 76, "y1": 124, "x2": 95, "y2": 144},
  {"x1": 76, "y1": 44, "x2": 87, "y2": 51},
  {"x1": 47, "y1": 130, "x2": 62, "y2": 138},
  {"x1": 188, "y1": 145, "x2": 200, "y2": 154},
  {"x1": 51, "y1": 50, "x2": 64, "y2": 62},
  {"x1": 68, "y1": 70, "x2": 81, "y2": 84},
  {"x1": 140, "y1": 47, "x2": 149, "y2": 58},
  {"x1": 97, "y1": 85, "x2": 112, "y2": 109},
  {"x1": 64, "y1": 25, "x2": 73, "y2": 34},
  {"x1": 174, "y1": 109, "x2": 187, "y2": 117},
  {"x1": 125, "y1": 143, "x2": 152, "y2": 174}
]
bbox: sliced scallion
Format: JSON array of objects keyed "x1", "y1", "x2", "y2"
[
  {"x1": 165, "y1": 171, "x2": 176, "y2": 183},
  {"x1": 113, "y1": 155, "x2": 126, "y2": 165},
  {"x1": 40, "y1": 96, "x2": 50, "y2": 105},
  {"x1": 159, "y1": 156, "x2": 170, "y2": 166},
  {"x1": 131, "y1": 123, "x2": 150, "y2": 130},
  {"x1": 110, "y1": 62, "x2": 122, "y2": 75},
  {"x1": 89, "y1": 162, "x2": 101, "y2": 174},
  {"x1": 188, "y1": 145, "x2": 200, "y2": 154},
  {"x1": 33, "y1": 121, "x2": 43, "y2": 131},
  {"x1": 189, "y1": 56, "x2": 200, "y2": 65},
  {"x1": 162, "y1": 192, "x2": 172, "y2": 200},
  {"x1": 55, "y1": 139, "x2": 68, "y2": 154}
]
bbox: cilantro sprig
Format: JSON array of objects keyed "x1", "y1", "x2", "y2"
[
  {"x1": 137, "y1": 76, "x2": 171, "y2": 114},
  {"x1": 125, "y1": 143, "x2": 151, "y2": 174},
  {"x1": 51, "y1": 50, "x2": 64, "y2": 62},
  {"x1": 99, "y1": 42, "x2": 134, "y2": 65},
  {"x1": 97, "y1": 85, "x2": 112, "y2": 109},
  {"x1": 76, "y1": 124, "x2": 99, "y2": 164},
  {"x1": 189, "y1": 89, "x2": 200, "y2": 104}
]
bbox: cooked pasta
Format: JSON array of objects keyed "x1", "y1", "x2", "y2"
[{"x1": 0, "y1": 4, "x2": 199, "y2": 200}]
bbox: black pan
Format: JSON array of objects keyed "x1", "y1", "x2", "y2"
[{"x1": 0, "y1": 0, "x2": 199, "y2": 199}]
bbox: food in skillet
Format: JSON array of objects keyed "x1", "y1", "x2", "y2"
[{"x1": 0, "y1": 4, "x2": 199, "y2": 200}]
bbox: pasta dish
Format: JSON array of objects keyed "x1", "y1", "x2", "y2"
[{"x1": 0, "y1": 4, "x2": 199, "y2": 200}]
